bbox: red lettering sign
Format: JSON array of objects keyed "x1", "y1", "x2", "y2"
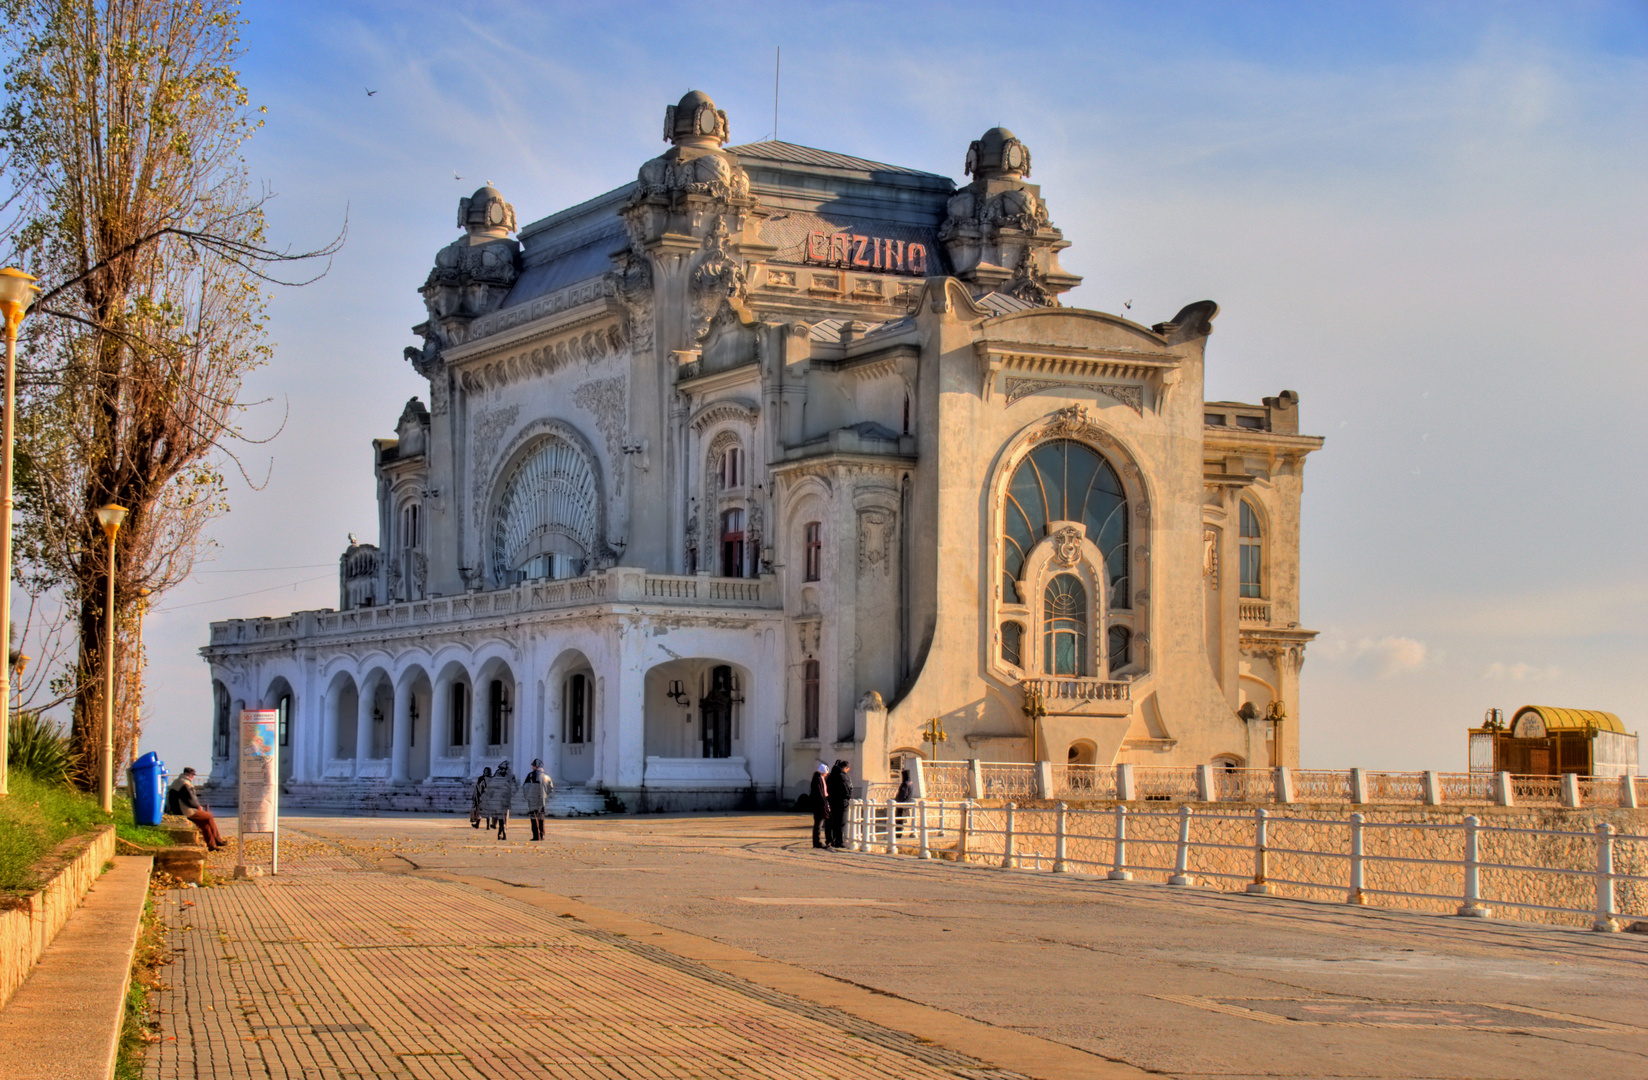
[{"x1": 800, "y1": 232, "x2": 927, "y2": 276}]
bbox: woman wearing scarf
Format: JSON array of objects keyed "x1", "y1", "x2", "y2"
[
  {"x1": 522, "y1": 759, "x2": 554, "y2": 841},
  {"x1": 470, "y1": 766, "x2": 492, "y2": 829}
]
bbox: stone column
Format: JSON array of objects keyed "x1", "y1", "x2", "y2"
[
  {"x1": 354, "y1": 677, "x2": 374, "y2": 772},
  {"x1": 391, "y1": 678, "x2": 413, "y2": 783},
  {"x1": 611, "y1": 634, "x2": 646, "y2": 790},
  {"x1": 320, "y1": 682, "x2": 339, "y2": 773},
  {"x1": 430, "y1": 674, "x2": 450, "y2": 771},
  {"x1": 468, "y1": 674, "x2": 487, "y2": 777}
]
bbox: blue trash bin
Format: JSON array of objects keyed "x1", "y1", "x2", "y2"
[{"x1": 131, "y1": 751, "x2": 164, "y2": 826}]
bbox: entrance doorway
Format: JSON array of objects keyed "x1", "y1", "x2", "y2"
[{"x1": 699, "y1": 665, "x2": 738, "y2": 759}]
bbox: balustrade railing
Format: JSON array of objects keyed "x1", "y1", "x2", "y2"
[
  {"x1": 846, "y1": 799, "x2": 1648, "y2": 931},
  {"x1": 1214, "y1": 768, "x2": 1276, "y2": 803},
  {"x1": 209, "y1": 569, "x2": 780, "y2": 646},
  {"x1": 1021, "y1": 676, "x2": 1130, "y2": 703},
  {"x1": 1134, "y1": 766, "x2": 1199, "y2": 802},
  {"x1": 1051, "y1": 763, "x2": 1116, "y2": 801},
  {"x1": 921, "y1": 762, "x2": 972, "y2": 800},
  {"x1": 979, "y1": 762, "x2": 1040, "y2": 799},
  {"x1": 1238, "y1": 601, "x2": 1272, "y2": 624}
]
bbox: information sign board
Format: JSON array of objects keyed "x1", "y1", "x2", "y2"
[{"x1": 237, "y1": 709, "x2": 279, "y2": 875}]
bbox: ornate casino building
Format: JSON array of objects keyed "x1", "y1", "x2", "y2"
[{"x1": 201, "y1": 90, "x2": 1323, "y2": 810}]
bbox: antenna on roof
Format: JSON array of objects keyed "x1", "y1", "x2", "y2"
[{"x1": 772, "y1": 46, "x2": 780, "y2": 143}]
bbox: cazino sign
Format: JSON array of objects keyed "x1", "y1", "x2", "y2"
[{"x1": 804, "y1": 231, "x2": 928, "y2": 275}]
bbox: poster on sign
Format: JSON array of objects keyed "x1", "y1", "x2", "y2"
[{"x1": 237, "y1": 709, "x2": 279, "y2": 876}]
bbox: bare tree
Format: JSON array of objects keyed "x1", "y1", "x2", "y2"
[{"x1": 0, "y1": 0, "x2": 340, "y2": 785}]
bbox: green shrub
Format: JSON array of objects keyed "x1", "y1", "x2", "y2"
[{"x1": 7, "y1": 711, "x2": 69, "y2": 784}]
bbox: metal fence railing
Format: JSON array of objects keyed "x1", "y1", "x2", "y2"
[
  {"x1": 896, "y1": 760, "x2": 1642, "y2": 810},
  {"x1": 844, "y1": 799, "x2": 1648, "y2": 931}
]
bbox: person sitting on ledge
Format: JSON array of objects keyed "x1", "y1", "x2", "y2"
[{"x1": 165, "y1": 767, "x2": 224, "y2": 851}]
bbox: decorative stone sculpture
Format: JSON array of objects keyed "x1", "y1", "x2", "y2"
[
  {"x1": 939, "y1": 128, "x2": 1080, "y2": 306},
  {"x1": 405, "y1": 185, "x2": 522, "y2": 375}
]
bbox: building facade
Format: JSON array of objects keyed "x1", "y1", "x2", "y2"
[{"x1": 202, "y1": 91, "x2": 1323, "y2": 810}]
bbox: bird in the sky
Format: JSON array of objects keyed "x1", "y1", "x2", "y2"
[
  {"x1": 365, "y1": 87, "x2": 377, "y2": 97},
  {"x1": 453, "y1": 172, "x2": 463, "y2": 181},
  {"x1": 1123, "y1": 299, "x2": 1132, "y2": 312}
]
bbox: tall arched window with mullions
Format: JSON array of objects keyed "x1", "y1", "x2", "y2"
[
  {"x1": 1043, "y1": 575, "x2": 1088, "y2": 676},
  {"x1": 1002, "y1": 440, "x2": 1128, "y2": 606},
  {"x1": 1239, "y1": 501, "x2": 1263, "y2": 598}
]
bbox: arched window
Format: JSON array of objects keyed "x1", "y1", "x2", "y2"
[
  {"x1": 1239, "y1": 501, "x2": 1263, "y2": 598},
  {"x1": 1000, "y1": 621, "x2": 1024, "y2": 668},
  {"x1": 449, "y1": 682, "x2": 469, "y2": 747},
  {"x1": 492, "y1": 433, "x2": 600, "y2": 586},
  {"x1": 802, "y1": 660, "x2": 820, "y2": 739},
  {"x1": 719, "y1": 445, "x2": 743, "y2": 489},
  {"x1": 487, "y1": 679, "x2": 511, "y2": 746},
  {"x1": 1107, "y1": 625, "x2": 1131, "y2": 672},
  {"x1": 401, "y1": 503, "x2": 420, "y2": 551},
  {"x1": 1042, "y1": 575, "x2": 1087, "y2": 676},
  {"x1": 563, "y1": 673, "x2": 588, "y2": 744},
  {"x1": 276, "y1": 692, "x2": 292, "y2": 748},
  {"x1": 721, "y1": 508, "x2": 746, "y2": 577},
  {"x1": 1002, "y1": 440, "x2": 1128, "y2": 606},
  {"x1": 803, "y1": 522, "x2": 822, "y2": 581}
]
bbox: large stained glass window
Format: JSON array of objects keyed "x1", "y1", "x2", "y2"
[
  {"x1": 1002, "y1": 440, "x2": 1128, "y2": 605},
  {"x1": 1043, "y1": 575, "x2": 1088, "y2": 676}
]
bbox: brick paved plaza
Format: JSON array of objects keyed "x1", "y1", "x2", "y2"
[{"x1": 144, "y1": 813, "x2": 1648, "y2": 1079}]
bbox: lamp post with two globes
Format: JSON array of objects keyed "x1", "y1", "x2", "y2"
[{"x1": 0, "y1": 267, "x2": 40, "y2": 798}]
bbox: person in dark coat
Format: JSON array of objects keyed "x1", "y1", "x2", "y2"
[
  {"x1": 825, "y1": 760, "x2": 852, "y2": 848},
  {"x1": 165, "y1": 767, "x2": 224, "y2": 850},
  {"x1": 809, "y1": 763, "x2": 829, "y2": 849},
  {"x1": 522, "y1": 759, "x2": 553, "y2": 841},
  {"x1": 471, "y1": 767, "x2": 492, "y2": 829},
  {"x1": 894, "y1": 768, "x2": 912, "y2": 838}
]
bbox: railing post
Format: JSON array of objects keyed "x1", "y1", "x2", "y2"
[
  {"x1": 885, "y1": 798, "x2": 898, "y2": 855},
  {"x1": 1117, "y1": 762, "x2": 1136, "y2": 802},
  {"x1": 1495, "y1": 771, "x2": 1515, "y2": 807},
  {"x1": 1594, "y1": 823, "x2": 1620, "y2": 932},
  {"x1": 1350, "y1": 767, "x2": 1369, "y2": 805},
  {"x1": 1456, "y1": 815, "x2": 1493, "y2": 918},
  {"x1": 1562, "y1": 773, "x2": 1582, "y2": 808},
  {"x1": 848, "y1": 800, "x2": 860, "y2": 851},
  {"x1": 1246, "y1": 807, "x2": 1273, "y2": 894},
  {"x1": 1108, "y1": 804, "x2": 1132, "y2": 880},
  {"x1": 1423, "y1": 770, "x2": 1442, "y2": 806},
  {"x1": 1053, "y1": 802, "x2": 1069, "y2": 872},
  {"x1": 1196, "y1": 764, "x2": 1216, "y2": 803},
  {"x1": 1036, "y1": 760, "x2": 1054, "y2": 800},
  {"x1": 1273, "y1": 766, "x2": 1294, "y2": 805},
  {"x1": 936, "y1": 798, "x2": 947, "y2": 838},
  {"x1": 1347, "y1": 812, "x2": 1367, "y2": 905},
  {"x1": 918, "y1": 798, "x2": 931, "y2": 860},
  {"x1": 1003, "y1": 802, "x2": 1017, "y2": 869},
  {"x1": 1623, "y1": 775, "x2": 1640, "y2": 811},
  {"x1": 910, "y1": 757, "x2": 926, "y2": 800},
  {"x1": 958, "y1": 800, "x2": 971, "y2": 862},
  {"x1": 968, "y1": 758, "x2": 984, "y2": 800},
  {"x1": 1169, "y1": 805, "x2": 1195, "y2": 886}
]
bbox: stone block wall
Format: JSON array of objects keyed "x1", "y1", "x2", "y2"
[{"x1": 0, "y1": 824, "x2": 116, "y2": 1010}]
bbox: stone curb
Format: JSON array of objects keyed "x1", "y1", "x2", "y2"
[
  {"x1": 0, "y1": 855, "x2": 153, "y2": 1080},
  {"x1": 0, "y1": 825, "x2": 116, "y2": 1010}
]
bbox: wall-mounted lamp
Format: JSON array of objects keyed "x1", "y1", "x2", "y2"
[
  {"x1": 728, "y1": 673, "x2": 745, "y2": 705},
  {"x1": 666, "y1": 679, "x2": 689, "y2": 706}
]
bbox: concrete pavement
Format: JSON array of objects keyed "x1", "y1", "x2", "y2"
[{"x1": 145, "y1": 812, "x2": 1648, "y2": 1079}]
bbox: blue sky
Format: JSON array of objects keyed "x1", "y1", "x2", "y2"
[{"x1": 99, "y1": 1, "x2": 1647, "y2": 774}]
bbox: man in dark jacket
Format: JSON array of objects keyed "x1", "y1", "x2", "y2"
[
  {"x1": 809, "y1": 763, "x2": 829, "y2": 849},
  {"x1": 893, "y1": 768, "x2": 912, "y2": 838},
  {"x1": 824, "y1": 760, "x2": 852, "y2": 848},
  {"x1": 165, "y1": 768, "x2": 224, "y2": 850}
]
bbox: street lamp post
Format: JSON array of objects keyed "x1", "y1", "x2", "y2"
[
  {"x1": 95, "y1": 503, "x2": 127, "y2": 813},
  {"x1": 0, "y1": 267, "x2": 40, "y2": 798}
]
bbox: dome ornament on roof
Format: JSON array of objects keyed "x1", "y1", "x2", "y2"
[{"x1": 663, "y1": 89, "x2": 729, "y2": 147}]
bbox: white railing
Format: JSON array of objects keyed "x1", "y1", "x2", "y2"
[
  {"x1": 900, "y1": 760, "x2": 1639, "y2": 811},
  {"x1": 208, "y1": 569, "x2": 781, "y2": 646},
  {"x1": 1238, "y1": 601, "x2": 1272, "y2": 624},
  {"x1": 845, "y1": 800, "x2": 1648, "y2": 931}
]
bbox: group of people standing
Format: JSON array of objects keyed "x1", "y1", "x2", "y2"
[
  {"x1": 470, "y1": 759, "x2": 554, "y2": 841},
  {"x1": 809, "y1": 760, "x2": 853, "y2": 848}
]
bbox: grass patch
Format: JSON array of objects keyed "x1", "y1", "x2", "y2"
[
  {"x1": 0, "y1": 771, "x2": 173, "y2": 896},
  {"x1": 115, "y1": 892, "x2": 170, "y2": 1080}
]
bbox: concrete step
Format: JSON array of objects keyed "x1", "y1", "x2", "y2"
[{"x1": 0, "y1": 856, "x2": 152, "y2": 1080}]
